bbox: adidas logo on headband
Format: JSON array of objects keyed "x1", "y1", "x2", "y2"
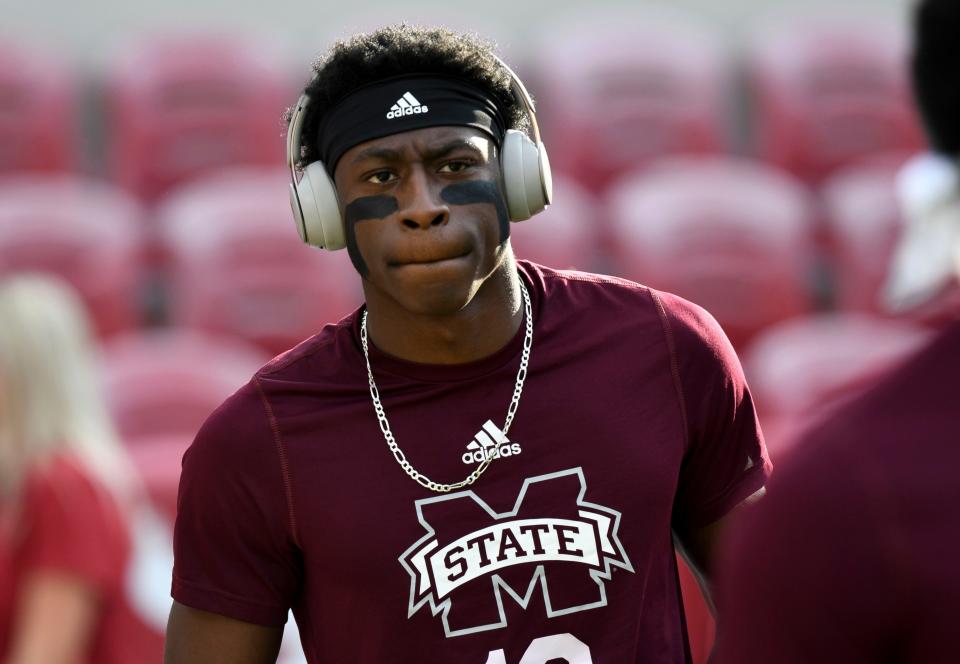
[{"x1": 387, "y1": 91, "x2": 429, "y2": 119}]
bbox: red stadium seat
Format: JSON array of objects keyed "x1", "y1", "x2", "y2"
[
  {"x1": 530, "y1": 8, "x2": 732, "y2": 193},
  {"x1": 606, "y1": 157, "x2": 816, "y2": 348},
  {"x1": 106, "y1": 35, "x2": 292, "y2": 201},
  {"x1": 158, "y1": 168, "x2": 362, "y2": 355},
  {"x1": 821, "y1": 154, "x2": 910, "y2": 314},
  {"x1": 0, "y1": 175, "x2": 143, "y2": 336},
  {"x1": 101, "y1": 328, "x2": 269, "y2": 441},
  {"x1": 742, "y1": 313, "x2": 930, "y2": 460},
  {"x1": 748, "y1": 10, "x2": 923, "y2": 183},
  {"x1": 510, "y1": 175, "x2": 600, "y2": 272},
  {"x1": 0, "y1": 42, "x2": 75, "y2": 173}
]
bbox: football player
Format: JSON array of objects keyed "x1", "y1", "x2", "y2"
[{"x1": 165, "y1": 25, "x2": 770, "y2": 664}]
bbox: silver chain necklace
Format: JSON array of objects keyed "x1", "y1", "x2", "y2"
[{"x1": 360, "y1": 280, "x2": 533, "y2": 493}]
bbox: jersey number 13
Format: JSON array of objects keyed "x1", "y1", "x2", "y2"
[{"x1": 485, "y1": 633, "x2": 592, "y2": 663}]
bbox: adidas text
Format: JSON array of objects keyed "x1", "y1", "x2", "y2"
[
  {"x1": 462, "y1": 420, "x2": 522, "y2": 465},
  {"x1": 387, "y1": 92, "x2": 429, "y2": 119},
  {"x1": 462, "y1": 443, "x2": 522, "y2": 465}
]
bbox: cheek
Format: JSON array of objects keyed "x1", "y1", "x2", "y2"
[
  {"x1": 440, "y1": 181, "x2": 510, "y2": 245},
  {"x1": 349, "y1": 220, "x2": 391, "y2": 279},
  {"x1": 342, "y1": 195, "x2": 399, "y2": 277}
]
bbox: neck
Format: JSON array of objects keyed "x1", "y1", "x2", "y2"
[{"x1": 363, "y1": 257, "x2": 524, "y2": 364}]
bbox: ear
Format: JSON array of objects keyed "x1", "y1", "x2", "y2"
[
  {"x1": 291, "y1": 161, "x2": 346, "y2": 250},
  {"x1": 500, "y1": 129, "x2": 552, "y2": 221}
]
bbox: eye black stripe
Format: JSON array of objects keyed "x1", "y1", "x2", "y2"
[{"x1": 343, "y1": 195, "x2": 399, "y2": 276}]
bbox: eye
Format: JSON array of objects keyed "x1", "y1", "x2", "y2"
[
  {"x1": 365, "y1": 170, "x2": 396, "y2": 185},
  {"x1": 438, "y1": 159, "x2": 474, "y2": 174}
]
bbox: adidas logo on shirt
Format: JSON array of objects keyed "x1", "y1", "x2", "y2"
[
  {"x1": 461, "y1": 420, "x2": 522, "y2": 465},
  {"x1": 386, "y1": 92, "x2": 429, "y2": 119}
]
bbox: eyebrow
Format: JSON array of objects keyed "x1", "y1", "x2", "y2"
[{"x1": 349, "y1": 138, "x2": 486, "y2": 167}]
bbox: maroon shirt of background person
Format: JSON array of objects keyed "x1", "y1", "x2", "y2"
[
  {"x1": 172, "y1": 261, "x2": 770, "y2": 664},
  {"x1": 714, "y1": 319, "x2": 960, "y2": 664}
]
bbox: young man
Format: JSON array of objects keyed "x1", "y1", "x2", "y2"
[
  {"x1": 165, "y1": 25, "x2": 769, "y2": 664},
  {"x1": 713, "y1": 2, "x2": 960, "y2": 662}
]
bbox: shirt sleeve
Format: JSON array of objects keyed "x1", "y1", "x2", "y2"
[
  {"x1": 172, "y1": 378, "x2": 301, "y2": 627},
  {"x1": 19, "y1": 456, "x2": 126, "y2": 592},
  {"x1": 713, "y1": 441, "x2": 902, "y2": 664},
  {"x1": 654, "y1": 291, "x2": 772, "y2": 531}
]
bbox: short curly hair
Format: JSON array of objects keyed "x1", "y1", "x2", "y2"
[{"x1": 288, "y1": 24, "x2": 528, "y2": 167}]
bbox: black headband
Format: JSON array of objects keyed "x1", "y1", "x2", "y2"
[{"x1": 315, "y1": 75, "x2": 509, "y2": 175}]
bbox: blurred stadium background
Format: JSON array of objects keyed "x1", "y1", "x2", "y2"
[{"x1": 0, "y1": 0, "x2": 940, "y2": 661}]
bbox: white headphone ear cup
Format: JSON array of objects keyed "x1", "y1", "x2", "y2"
[
  {"x1": 501, "y1": 129, "x2": 551, "y2": 221},
  {"x1": 289, "y1": 182, "x2": 310, "y2": 244},
  {"x1": 538, "y1": 140, "x2": 553, "y2": 207},
  {"x1": 295, "y1": 162, "x2": 346, "y2": 251}
]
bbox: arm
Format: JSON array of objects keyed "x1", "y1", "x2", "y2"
[
  {"x1": 675, "y1": 486, "x2": 765, "y2": 587},
  {"x1": 171, "y1": 382, "x2": 301, "y2": 655},
  {"x1": 6, "y1": 571, "x2": 98, "y2": 664},
  {"x1": 164, "y1": 602, "x2": 283, "y2": 664},
  {"x1": 673, "y1": 486, "x2": 765, "y2": 614},
  {"x1": 655, "y1": 291, "x2": 771, "y2": 601}
]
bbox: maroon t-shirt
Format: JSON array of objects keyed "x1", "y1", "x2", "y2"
[
  {"x1": 173, "y1": 261, "x2": 769, "y2": 663},
  {"x1": 714, "y1": 320, "x2": 960, "y2": 664}
]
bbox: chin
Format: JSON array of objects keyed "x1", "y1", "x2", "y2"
[
  {"x1": 377, "y1": 253, "x2": 483, "y2": 314},
  {"x1": 365, "y1": 246, "x2": 511, "y2": 317},
  {"x1": 393, "y1": 279, "x2": 480, "y2": 317}
]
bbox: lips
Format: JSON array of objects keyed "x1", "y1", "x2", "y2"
[{"x1": 388, "y1": 246, "x2": 471, "y2": 267}]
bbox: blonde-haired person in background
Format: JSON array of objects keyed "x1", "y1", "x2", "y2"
[{"x1": 0, "y1": 275, "x2": 164, "y2": 664}]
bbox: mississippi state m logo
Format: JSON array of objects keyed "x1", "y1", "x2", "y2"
[{"x1": 399, "y1": 467, "x2": 633, "y2": 638}]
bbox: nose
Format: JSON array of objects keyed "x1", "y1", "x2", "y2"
[{"x1": 398, "y1": 166, "x2": 449, "y2": 230}]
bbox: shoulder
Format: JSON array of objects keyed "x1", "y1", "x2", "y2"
[
  {"x1": 527, "y1": 262, "x2": 723, "y2": 341},
  {"x1": 522, "y1": 261, "x2": 736, "y2": 374},
  {"x1": 760, "y1": 322, "x2": 960, "y2": 518},
  {"x1": 250, "y1": 311, "x2": 362, "y2": 388},
  {"x1": 783, "y1": 321, "x2": 960, "y2": 474},
  {"x1": 192, "y1": 379, "x2": 270, "y2": 445},
  {"x1": 524, "y1": 260, "x2": 653, "y2": 301},
  {"x1": 183, "y1": 378, "x2": 281, "y2": 483},
  {"x1": 645, "y1": 290, "x2": 746, "y2": 405},
  {"x1": 187, "y1": 311, "x2": 365, "y2": 470},
  {"x1": 649, "y1": 289, "x2": 733, "y2": 364},
  {"x1": 520, "y1": 260, "x2": 664, "y2": 328}
]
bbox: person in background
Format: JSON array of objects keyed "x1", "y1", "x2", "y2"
[
  {"x1": 713, "y1": 1, "x2": 960, "y2": 661},
  {"x1": 0, "y1": 275, "x2": 163, "y2": 664}
]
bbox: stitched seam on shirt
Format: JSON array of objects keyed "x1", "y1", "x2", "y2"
[
  {"x1": 253, "y1": 376, "x2": 301, "y2": 549},
  {"x1": 542, "y1": 270, "x2": 648, "y2": 290},
  {"x1": 650, "y1": 290, "x2": 690, "y2": 447},
  {"x1": 258, "y1": 320, "x2": 348, "y2": 376}
]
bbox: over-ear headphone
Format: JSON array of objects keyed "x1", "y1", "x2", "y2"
[{"x1": 286, "y1": 57, "x2": 552, "y2": 250}]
